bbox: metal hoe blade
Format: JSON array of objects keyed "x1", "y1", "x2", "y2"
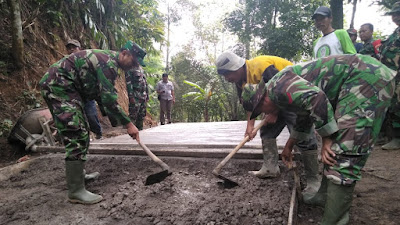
[
  {"x1": 145, "y1": 170, "x2": 172, "y2": 186},
  {"x1": 214, "y1": 173, "x2": 239, "y2": 189}
]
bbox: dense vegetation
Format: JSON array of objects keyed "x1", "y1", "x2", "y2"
[{"x1": 0, "y1": 0, "x2": 395, "y2": 137}]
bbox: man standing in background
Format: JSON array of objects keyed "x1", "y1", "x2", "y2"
[
  {"x1": 156, "y1": 73, "x2": 175, "y2": 125},
  {"x1": 347, "y1": 28, "x2": 363, "y2": 53},
  {"x1": 126, "y1": 65, "x2": 149, "y2": 130},
  {"x1": 65, "y1": 39, "x2": 103, "y2": 140},
  {"x1": 312, "y1": 6, "x2": 356, "y2": 58},
  {"x1": 359, "y1": 23, "x2": 381, "y2": 59}
]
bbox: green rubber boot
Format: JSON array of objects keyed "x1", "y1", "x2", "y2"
[
  {"x1": 382, "y1": 138, "x2": 400, "y2": 150},
  {"x1": 249, "y1": 138, "x2": 280, "y2": 178},
  {"x1": 321, "y1": 180, "x2": 355, "y2": 225},
  {"x1": 66, "y1": 160, "x2": 103, "y2": 204},
  {"x1": 303, "y1": 175, "x2": 328, "y2": 207},
  {"x1": 84, "y1": 169, "x2": 100, "y2": 181},
  {"x1": 301, "y1": 150, "x2": 321, "y2": 200}
]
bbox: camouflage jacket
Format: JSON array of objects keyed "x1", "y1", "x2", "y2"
[
  {"x1": 266, "y1": 54, "x2": 396, "y2": 140},
  {"x1": 126, "y1": 66, "x2": 149, "y2": 104},
  {"x1": 359, "y1": 39, "x2": 379, "y2": 59},
  {"x1": 380, "y1": 27, "x2": 400, "y2": 75},
  {"x1": 40, "y1": 49, "x2": 131, "y2": 127}
]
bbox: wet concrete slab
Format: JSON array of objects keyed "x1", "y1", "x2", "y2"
[{"x1": 92, "y1": 120, "x2": 290, "y2": 149}]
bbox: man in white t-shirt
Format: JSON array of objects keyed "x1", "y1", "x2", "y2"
[
  {"x1": 312, "y1": 6, "x2": 356, "y2": 58},
  {"x1": 156, "y1": 73, "x2": 175, "y2": 125}
]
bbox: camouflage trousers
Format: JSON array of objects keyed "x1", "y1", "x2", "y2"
[
  {"x1": 40, "y1": 78, "x2": 90, "y2": 161},
  {"x1": 260, "y1": 110, "x2": 318, "y2": 151},
  {"x1": 324, "y1": 81, "x2": 395, "y2": 185},
  {"x1": 387, "y1": 82, "x2": 400, "y2": 137},
  {"x1": 129, "y1": 101, "x2": 146, "y2": 130}
]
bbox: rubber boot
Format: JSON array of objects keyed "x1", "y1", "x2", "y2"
[
  {"x1": 66, "y1": 160, "x2": 103, "y2": 204},
  {"x1": 301, "y1": 150, "x2": 321, "y2": 200},
  {"x1": 249, "y1": 138, "x2": 280, "y2": 178},
  {"x1": 382, "y1": 138, "x2": 400, "y2": 150},
  {"x1": 303, "y1": 175, "x2": 328, "y2": 207},
  {"x1": 83, "y1": 169, "x2": 100, "y2": 181},
  {"x1": 321, "y1": 180, "x2": 355, "y2": 225}
]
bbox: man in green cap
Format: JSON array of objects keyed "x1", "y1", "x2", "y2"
[
  {"x1": 242, "y1": 54, "x2": 395, "y2": 224},
  {"x1": 40, "y1": 40, "x2": 146, "y2": 204},
  {"x1": 379, "y1": 1, "x2": 400, "y2": 150}
]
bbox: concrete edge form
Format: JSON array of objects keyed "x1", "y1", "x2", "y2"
[{"x1": 33, "y1": 145, "x2": 301, "y2": 160}]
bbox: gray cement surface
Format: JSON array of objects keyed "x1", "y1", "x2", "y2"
[{"x1": 93, "y1": 120, "x2": 290, "y2": 148}]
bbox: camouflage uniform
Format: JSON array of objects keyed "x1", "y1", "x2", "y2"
[
  {"x1": 126, "y1": 66, "x2": 149, "y2": 130},
  {"x1": 380, "y1": 27, "x2": 400, "y2": 136},
  {"x1": 245, "y1": 54, "x2": 396, "y2": 185},
  {"x1": 40, "y1": 49, "x2": 131, "y2": 160},
  {"x1": 359, "y1": 39, "x2": 380, "y2": 59}
]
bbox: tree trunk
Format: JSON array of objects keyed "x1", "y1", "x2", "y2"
[
  {"x1": 330, "y1": 0, "x2": 343, "y2": 29},
  {"x1": 244, "y1": 0, "x2": 251, "y2": 59},
  {"x1": 349, "y1": 0, "x2": 357, "y2": 29},
  {"x1": 7, "y1": 0, "x2": 24, "y2": 69}
]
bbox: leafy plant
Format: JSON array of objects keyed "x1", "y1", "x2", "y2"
[{"x1": 0, "y1": 119, "x2": 13, "y2": 137}]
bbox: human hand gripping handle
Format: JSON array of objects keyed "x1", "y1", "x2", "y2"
[{"x1": 126, "y1": 122, "x2": 140, "y2": 142}]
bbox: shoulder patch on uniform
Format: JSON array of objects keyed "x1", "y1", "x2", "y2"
[{"x1": 286, "y1": 92, "x2": 293, "y2": 104}]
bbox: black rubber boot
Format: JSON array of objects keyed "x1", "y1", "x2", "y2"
[{"x1": 66, "y1": 160, "x2": 103, "y2": 204}]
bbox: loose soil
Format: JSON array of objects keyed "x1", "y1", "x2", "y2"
[
  {"x1": 1, "y1": 155, "x2": 293, "y2": 225},
  {"x1": 0, "y1": 145, "x2": 400, "y2": 225}
]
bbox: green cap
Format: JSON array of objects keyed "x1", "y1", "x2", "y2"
[
  {"x1": 123, "y1": 41, "x2": 147, "y2": 67},
  {"x1": 242, "y1": 80, "x2": 267, "y2": 120},
  {"x1": 386, "y1": 1, "x2": 400, "y2": 15}
]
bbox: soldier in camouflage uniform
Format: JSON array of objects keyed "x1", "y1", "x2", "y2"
[
  {"x1": 40, "y1": 41, "x2": 146, "y2": 204},
  {"x1": 126, "y1": 66, "x2": 149, "y2": 130},
  {"x1": 216, "y1": 52, "x2": 320, "y2": 199},
  {"x1": 242, "y1": 54, "x2": 395, "y2": 225},
  {"x1": 379, "y1": 1, "x2": 400, "y2": 150},
  {"x1": 359, "y1": 23, "x2": 381, "y2": 59}
]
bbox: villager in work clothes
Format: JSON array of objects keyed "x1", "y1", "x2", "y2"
[
  {"x1": 216, "y1": 52, "x2": 320, "y2": 198},
  {"x1": 346, "y1": 28, "x2": 363, "y2": 53},
  {"x1": 40, "y1": 41, "x2": 145, "y2": 204},
  {"x1": 65, "y1": 39, "x2": 103, "y2": 140},
  {"x1": 359, "y1": 23, "x2": 381, "y2": 59},
  {"x1": 379, "y1": 1, "x2": 400, "y2": 150},
  {"x1": 126, "y1": 65, "x2": 149, "y2": 130},
  {"x1": 242, "y1": 54, "x2": 395, "y2": 224},
  {"x1": 312, "y1": 6, "x2": 356, "y2": 58},
  {"x1": 156, "y1": 73, "x2": 175, "y2": 125}
]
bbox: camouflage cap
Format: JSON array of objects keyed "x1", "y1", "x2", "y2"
[
  {"x1": 386, "y1": 1, "x2": 400, "y2": 15},
  {"x1": 347, "y1": 28, "x2": 357, "y2": 35},
  {"x1": 123, "y1": 41, "x2": 147, "y2": 67},
  {"x1": 65, "y1": 39, "x2": 81, "y2": 48},
  {"x1": 242, "y1": 80, "x2": 267, "y2": 120}
]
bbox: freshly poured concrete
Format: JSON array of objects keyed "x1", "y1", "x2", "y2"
[{"x1": 92, "y1": 120, "x2": 290, "y2": 151}]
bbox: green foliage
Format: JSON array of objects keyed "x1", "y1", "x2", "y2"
[
  {"x1": 223, "y1": 0, "x2": 328, "y2": 60},
  {"x1": 0, "y1": 119, "x2": 13, "y2": 137},
  {"x1": 169, "y1": 47, "x2": 246, "y2": 122},
  {"x1": 18, "y1": 89, "x2": 42, "y2": 110}
]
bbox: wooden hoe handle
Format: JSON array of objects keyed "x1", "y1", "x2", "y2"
[
  {"x1": 212, "y1": 119, "x2": 266, "y2": 175},
  {"x1": 139, "y1": 141, "x2": 170, "y2": 171}
]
